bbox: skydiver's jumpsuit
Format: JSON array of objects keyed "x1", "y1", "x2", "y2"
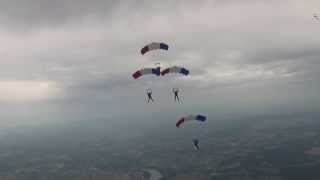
[
  {"x1": 173, "y1": 89, "x2": 180, "y2": 102},
  {"x1": 193, "y1": 139, "x2": 200, "y2": 150},
  {"x1": 147, "y1": 91, "x2": 154, "y2": 103}
]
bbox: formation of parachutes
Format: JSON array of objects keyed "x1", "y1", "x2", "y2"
[
  {"x1": 132, "y1": 42, "x2": 207, "y2": 150},
  {"x1": 129, "y1": 14, "x2": 319, "y2": 151}
]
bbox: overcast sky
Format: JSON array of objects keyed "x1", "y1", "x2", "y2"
[{"x1": 0, "y1": 0, "x2": 319, "y2": 129}]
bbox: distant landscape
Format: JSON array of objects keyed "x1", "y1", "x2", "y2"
[{"x1": 0, "y1": 113, "x2": 320, "y2": 180}]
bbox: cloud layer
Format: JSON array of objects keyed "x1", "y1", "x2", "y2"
[{"x1": 0, "y1": 0, "x2": 319, "y2": 127}]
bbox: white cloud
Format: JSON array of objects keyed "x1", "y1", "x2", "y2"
[{"x1": 0, "y1": 80, "x2": 60, "y2": 102}]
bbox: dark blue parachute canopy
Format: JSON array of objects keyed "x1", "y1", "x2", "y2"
[
  {"x1": 160, "y1": 43, "x2": 169, "y2": 50},
  {"x1": 196, "y1": 115, "x2": 206, "y2": 122}
]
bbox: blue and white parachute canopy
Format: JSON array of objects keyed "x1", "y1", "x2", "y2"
[
  {"x1": 132, "y1": 67, "x2": 161, "y2": 79},
  {"x1": 176, "y1": 114, "x2": 207, "y2": 128},
  {"x1": 161, "y1": 66, "x2": 189, "y2": 76},
  {"x1": 141, "y1": 42, "x2": 169, "y2": 55}
]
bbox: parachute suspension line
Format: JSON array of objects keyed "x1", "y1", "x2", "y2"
[
  {"x1": 175, "y1": 114, "x2": 207, "y2": 150},
  {"x1": 135, "y1": 42, "x2": 169, "y2": 103},
  {"x1": 197, "y1": 119, "x2": 205, "y2": 140},
  {"x1": 146, "y1": 88, "x2": 152, "y2": 94},
  {"x1": 192, "y1": 118, "x2": 205, "y2": 151},
  {"x1": 160, "y1": 66, "x2": 189, "y2": 103},
  {"x1": 155, "y1": 62, "x2": 161, "y2": 67}
]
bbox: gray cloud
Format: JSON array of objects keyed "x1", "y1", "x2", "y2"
[{"x1": 0, "y1": 0, "x2": 319, "y2": 128}]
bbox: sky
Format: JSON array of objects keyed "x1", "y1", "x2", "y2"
[{"x1": 0, "y1": 0, "x2": 319, "y2": 130}]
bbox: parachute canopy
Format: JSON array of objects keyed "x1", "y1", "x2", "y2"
[
  {"x1": 161, "y1": 66, "x2": 189, "y2": 76},
  {"x1": 132, "y1": 67, "x2": 161, "y2": 79},
  {"x1": 176, "y1": 114, "x2": 207, "y2": 128},
  {"x1": 141, "y1": 42, "x2": 169, "y2": 55}
]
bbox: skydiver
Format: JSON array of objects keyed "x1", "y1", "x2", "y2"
[
  {"x1": 173, "y1": 88, "x2": 180, "y2": 102},
  {"x1": 193, "y1": 139, "x2": 200, "y2": 150},
  {"x1": 146, "y1": 88, "x2": 154, "y2": 103}
]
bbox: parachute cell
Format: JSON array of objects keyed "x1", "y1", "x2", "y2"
[
  {"x1": 132, "y1": 67, "x2": 161, "y2": 79},
  {"x1": 176, "y1": 114, "x2": 207, "y2": 128},
  {"x1": 141, "y1": 42, "x2": 169, "y2": 55},
  {"x1": 161, "y1": 66, "x2": 189, "y2": 76}
]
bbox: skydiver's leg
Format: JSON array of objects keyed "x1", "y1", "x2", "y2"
[
  {"x1": 174, "y1": 92, "x2": 177, "y2": 102},
  {"x1": 174, "y1": 93, "x2": 180, "y2": 102},
  {"x1": 147, "y1": 94, "x2": 151, "y2": 103},
  {"x1": 148, "y1": 93, "x2": 154, "y2": 102}
]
